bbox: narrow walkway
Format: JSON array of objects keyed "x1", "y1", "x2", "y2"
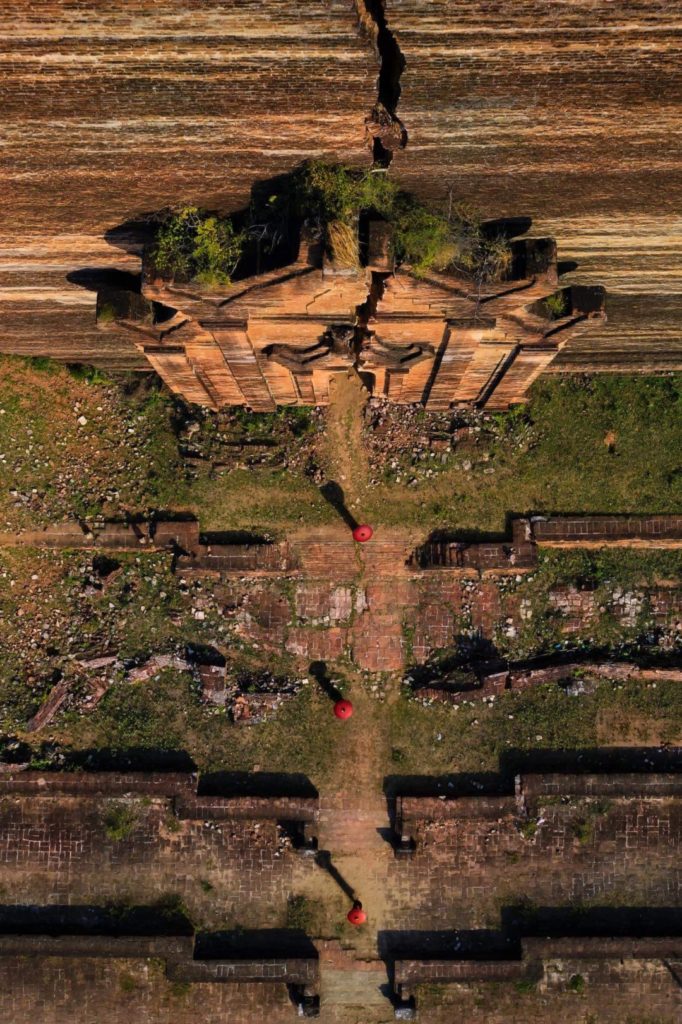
[{"x1": 316, "y1": 685, "x2": 394, "y2": 965}]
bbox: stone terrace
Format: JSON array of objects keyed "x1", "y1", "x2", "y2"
[
  {"x1": 0, "y1": 767, "x2": 680, "y2": 1021},
  {"x1": 0, "y1": 775, "x2": 316, "y2": 930},
  {"x1": 2, "y1": 516, "x2": 681, "y2": 672}
]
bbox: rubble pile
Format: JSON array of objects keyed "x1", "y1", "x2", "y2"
[
  {"x1": 229, "y1": 671, "x2": 307, "y2": 725},
  {"x1": 176, "y1": 407, "x2": 325, "y2": 480},
  {"x1": 363, "y1": 400, "x2": 489, "y2": 486}
]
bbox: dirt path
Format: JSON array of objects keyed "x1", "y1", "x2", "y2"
[{"x1": 323, "y1": 369, "x2": 370, "y2": 507}]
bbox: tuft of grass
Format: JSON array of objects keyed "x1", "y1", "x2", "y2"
[
  {"x1": 97, "y1": 303, "x2": 117, "y2": 324},
  {"x1": 285, "y1": 894, "x2": 315, "y2": 932},
  {"x1": 327, "y1": 220, "x2": 360, "y2": 268},
  {"x1": 103, "y1": 801, "x2": 138, "y2": 841},
  {"x1": 569, "y1": 973, "x2": 586, "y2": 994},
  {"x1": 152, "y1": 206, "x2": 245, "y2": 285},
  {"x1": 67, "y1": 363, "x2": 111, "y2": 385},
  {"x1": 168, "y1": 980, "x2": 191, "y2": 998},
  {"x1": 251, "y1": 160, "x2": 510, "y2": 281},
  {"x1": 519, "y1": 819, "x2": 538, "y2": 840},
  {"x1": 543, "y1": 291, "x2": 568, "y2": 319}
]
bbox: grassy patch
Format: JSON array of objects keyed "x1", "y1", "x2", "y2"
[
  {"x1": 152, "y1": 206, "x2": 245, "y2": 285},
  {"x1": 285, "y1": 894, "x2": 316, "y2": 932},
  {"x1": 362, "y1": 374, "x2": 682, "y2": 529},
  {"x1": 0, "y1": 357, "x2": 186, "y2": 529},
  {"x1": 2, "y1": 362, "x2": 681, "y2": 534},
  {"x1": 568, "y1": 973, "x2": 586, "y2": 994},
  {"x1": 59, "y1": 674, "x2": 342, "y2": 784},
  {"x1": 103, "y1": 801, "x2": 139, "y2": 841},
  {"x1": 390, "y1": 678, "x2": 682, "y2": 776}
]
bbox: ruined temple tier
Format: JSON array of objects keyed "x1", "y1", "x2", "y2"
[{"x1": 96, "y1": 221, "x2": 606, "y2": 412}]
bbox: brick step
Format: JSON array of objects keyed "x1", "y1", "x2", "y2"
[{"x1": 320, "y1": 968, "x2": 388, "y2": 1007}]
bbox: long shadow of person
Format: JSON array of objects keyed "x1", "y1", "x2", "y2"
[
  {"x1": 319, "y1": 480, "x2": 358, "y2": 531},
  {"x1": 308, "y1": 661, "x2": 343, "y2": 704},
  {"x1": 314, "y1": 850, "x2": 357, "y2": 902}
]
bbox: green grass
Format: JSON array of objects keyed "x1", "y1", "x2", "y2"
[
  {"x1": 361, "y1": 374, "x2": 682, "y2": 530},
  {"x1": 103, "y1": 801, "x2": 139, "y2": 841},
  {"x1": 3, "y1": 359, "x2": 681, "y2": 534},
  {"x1": 0, "y1": 357, "x2": 187, "y2": 529},
  {"x1": 57, "y1": 673, "x2": 342, "y2": 783},
  {"x1": 568, "y1": 973, "x2": 586, "y2": 994},
  {"x1": 152, "y1": 206, "x2": 245, "y2": 284},
  {"x1": 285, "y1": 894, "x2": 317, "y2": 932},
  {"x1": 390, "y1": 678, "x2": 682, "y2": 777}
]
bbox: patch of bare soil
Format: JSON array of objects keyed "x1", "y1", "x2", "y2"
[
  {"x1": 596, "y1": 706, "x2": 682, "y2": 747},
  {"x1": 322, "y1": 370, "x2": 370, "y2": 505}
]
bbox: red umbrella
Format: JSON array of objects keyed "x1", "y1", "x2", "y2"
[
  {"x1": 352, "y1": 524, "x2": 373, "y2": 543},
  {"x1": 347, "y1": 905, "x2": 367, "y2": 926},
  {"x1": 333, "y1": 699, "x2": 354, "y2": 720}
]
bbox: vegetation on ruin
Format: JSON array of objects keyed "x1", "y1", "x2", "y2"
[
  {"x1": 103, "y1": 800, "x2": 139, "y2": 841},
  {"x1": 152, "y1": 206, "x2": 246, "y2": 286},
  {"x1": 266, "y1": 160, "x2": 512, "y2": 279},
  {"x1": 541, "y1": 290, "x2": 569, "y2": 320},
  {"x1": 150, "y1": 161, "x2": 511, "y2": 284},
  {"x1": 390, "y1": 675, "x2": 682, "y2": 778}
]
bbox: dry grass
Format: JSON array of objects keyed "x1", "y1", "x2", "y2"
[{"x1": 327, "y1": 220, "x2": 360, "y2": 269}]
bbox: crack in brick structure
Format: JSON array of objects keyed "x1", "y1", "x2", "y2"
[{"x1": 96, "y1": 221, "x2": 605, "y2": 411}]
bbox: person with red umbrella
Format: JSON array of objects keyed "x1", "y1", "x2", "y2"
[
  {"x1": 333, "y1": 698, "x2": 354, "y2": 720},
  {"x1": 352, "y1": 524, "x2": 373, "y2": 543},
  {"x1": 346, "y1": 900, "x2": 367, "y2": 926}
]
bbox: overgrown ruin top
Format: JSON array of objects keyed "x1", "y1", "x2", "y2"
[{"x1": 97, "y1": 218, "x2": 605, "y2": 411}]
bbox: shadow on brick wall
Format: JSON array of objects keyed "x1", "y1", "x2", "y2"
[
  {"x1": 198, "y1": 771, "x2": 318, "y2": 799},
  {"x1": 195, "y1": 929, "x2": 317, "y2": 960},
  {"x1": 499, "y1": 746, "x2": 682, "y2": 776},
  {"x1": 501, "y1": 904, "x2": 682, "y2": 938},
  {"x1": 65, "y1": 747, "x2": 197, "y2": 773},
  {"x1": 0, "y1": 904, "x2": 193, "y2": 936}
]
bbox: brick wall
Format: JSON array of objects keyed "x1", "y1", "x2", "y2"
[
  {"x1": 166, "y1": 957, "x2": 317, "y2": 985},
  {"x1": 0, "y1": 0, "x2": 376, "y2": 369},
  {"x1": 0, "y1": 933, "x2": 318, "y2": 988},
  {"x1": 520, "y1": 773, "x2": 682, "y2": 801},
  {"x1": 530, "y1": 515, "x2": 682, "y2": 545},
  {"x1": 397, "y1": 772, "x2": 682, "y2": 840},
  {"x1": 394, "y1": 936, "x2": 682, "y2": 993},
  {"x1": 0, "y1": 772, "x2": 319, "y2": 825}
]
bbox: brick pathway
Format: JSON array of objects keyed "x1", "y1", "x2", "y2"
[{"x1": 225, "y1": 525, "x2": 682, "y2": 672}]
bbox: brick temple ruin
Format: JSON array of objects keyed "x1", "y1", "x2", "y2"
[
  {"x1": 0, "y1": 761, "x2": 680, "y2": 1021},
  {"x1": 96, "y1": 222, "x2": 606, "y2": 412}
]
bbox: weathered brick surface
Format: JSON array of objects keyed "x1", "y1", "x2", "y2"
[
  {"x1": 414, "y1": 962, "x2": 681, "y2": 1024},
  {"x1": 531, "y1": 515, "x2": 682, "y2": 544},
  {"x1": 0, "y1": 1, "x2": 376, "y2": 369},
  {"x1": 389, "y1": 0, "x2": 682, "y2": 372},
  {"x1": 0, "y1": 958, "x2": 296, "y2": 1024},
  {"x1": 0, "y1": 786, "x2": 315, "y2": 930},
  {"x1": 394, "y1": 798, "x2": 682, "y2": 928},
  {"x1": 213, "y1": 526, "x2": 682, "y2": 670},
  {"x1": 167, "y1": 957, "x2": 317, "y2": 984},
  {"x1": 0, "y1": 777, "x2": 681, "y2": 1020},
  {"x1": 396, "y1": 958, "x2": 527, "y2": 985}
]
